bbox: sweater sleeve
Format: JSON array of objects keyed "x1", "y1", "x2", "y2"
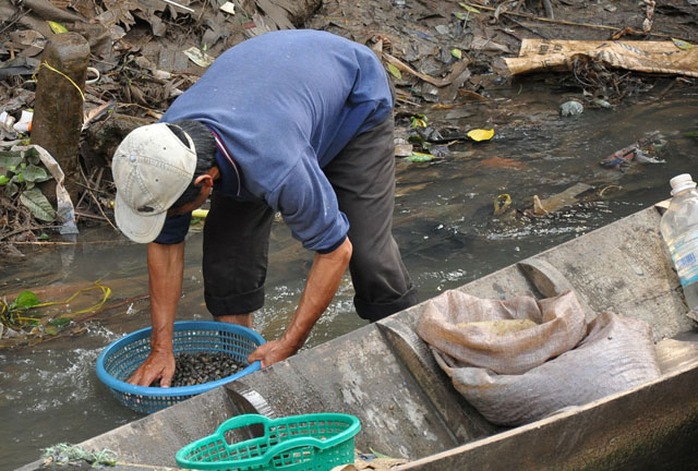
[
  {"x1": 153, "y1": 213, "x2": 192, "y2": 244},
  {"x1": 266, "y1": 157, "x2": 349, "y2": 252}
]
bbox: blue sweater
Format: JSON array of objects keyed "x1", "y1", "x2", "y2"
[{"x1": 156, "y1": 30, "x2": 393, "y2": 252}]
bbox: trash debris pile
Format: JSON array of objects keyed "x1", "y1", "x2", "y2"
[
  {"x1": 599, "y1": 130, "x2": 667, "y2": 170},
  {"x1": 1, "y1": 0, "x2": 289, "y2": 251},
  {"x1": 0, "y1": 0, "x2": 696, "y2": 255},
  {"x1": 1, "y1": 281, "x2": 111, "y2": 348}
]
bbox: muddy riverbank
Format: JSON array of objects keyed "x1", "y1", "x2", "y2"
[{"x1": 1, "y1": 0, "x2": 696, "y2": 250}]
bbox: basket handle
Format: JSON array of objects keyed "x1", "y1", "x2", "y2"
[
  {"x1": 212, "y1": 415, "x2": 358, "y2": 469},
  {"x1": 215, "y1": 413, "x2": 271, "y2": 439},
  {"x1": 264, "y1": 436, "x2": 337, "y2": 466}
]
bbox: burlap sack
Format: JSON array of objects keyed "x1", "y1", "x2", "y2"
[
  {"x1": 416, "y1": 290, "x2": 588, "y2": 375},
  {"x1": 416, "y1": 290, "x2": 661, "y2": 427}
]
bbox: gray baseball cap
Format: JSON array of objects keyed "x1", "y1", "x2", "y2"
[{"x1": 112, "y1": 123, "x2": 197, "y2": 243}]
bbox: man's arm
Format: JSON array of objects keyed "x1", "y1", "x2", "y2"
[
  {"x1": 248, "y1": 237, "x2": 353, "y2": 367},
  {"x1": 126, "y1": 241, "x2": 185, "y2": 387}
]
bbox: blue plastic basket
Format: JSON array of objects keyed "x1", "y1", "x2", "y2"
[
  {"x1": 96, "y1": 321, "x2": 265, "y2": 414},
  {"x1": 175, "y1": 413, "x2": 361, "y2": 471}
]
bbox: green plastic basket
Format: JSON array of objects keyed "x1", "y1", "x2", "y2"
[{"x1": 175, "y1": 413, "x2": 361, "y2": 471}]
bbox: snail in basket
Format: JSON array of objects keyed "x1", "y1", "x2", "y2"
[{"x1": 150, "y1": 351, "x2": 245, "y2": 387}]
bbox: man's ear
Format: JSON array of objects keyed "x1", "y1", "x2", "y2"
[
  {"x1": 194, "y1": 174, "x2": 212, "y2": 188},
  {"x1": 194, "y1": 167, "x2": 219, "y2": 187}
]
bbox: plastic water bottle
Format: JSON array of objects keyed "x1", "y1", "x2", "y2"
[{"x1": 660, "y1": 173, "x2": 698, "y2": 320}]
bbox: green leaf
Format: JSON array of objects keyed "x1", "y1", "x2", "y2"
[
  {"x1": 0, "y1": 151, "x2": 24, "y2": 169},
  {"x1": 4, "y1": 181, "x2": 19, "y2": 197},
  {"x1": 410, "y1": 114, "x2": 428, "y2": 128},
  {"x1": 21, "y1": 164, "x2": 50, "y2": 183},
  {"x1": 23, "y1": 147, "x2": 42, "y2": 166},
  {"x1": 387, "y1": 63, "x2": 402, "y2": 79},
  {"x1": 451, "y1": 48, "x2": 463, "y2": 60},
  {"x1": 672, "y1": 38, "x2": 693, "y2": 50},
  {"x1": 405, "y1": 152, "x2": 436, "y2": 163},
  {"x1": 19, "y1": 187, "x2": 56, "y2": 222},
  {"x1": 13, "y1": 290, "x2": 40, "y2": 310},
  {"x1": 459, "y1": 2, "x2": 480, "y2": 13},
  {"x1": 0, "y1": 175, "x2": 9, "y2": 186},
  {"x1": 47, "y1": 21, "x2": 69, "y2": 34}
]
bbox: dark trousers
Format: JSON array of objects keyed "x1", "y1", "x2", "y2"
[{"x1": 203, "y1": 115, "x2": 418, "y2": 322}]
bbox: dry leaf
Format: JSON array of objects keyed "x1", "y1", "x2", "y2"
[{"x1": 183, "y1": 47, "x2": 215, "y2": 67}]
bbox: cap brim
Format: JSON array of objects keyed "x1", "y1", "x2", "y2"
[{"x1": 114, "y1": 191, "x2": 168, "y2": 244}]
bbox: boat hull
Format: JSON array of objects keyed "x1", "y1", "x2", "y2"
[{"x1": 17, "y1": 203, "x2": 698, "y2": 470}]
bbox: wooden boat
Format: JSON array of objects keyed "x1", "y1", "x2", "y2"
[{"x1": 18, "y1": 202, "x2": 698, "y2": 470}]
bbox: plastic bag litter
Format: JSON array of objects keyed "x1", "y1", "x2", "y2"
[
  {"x1": 10, "y1": 144, "x2": 79, "y2": 235},
  {"x1": 416, "y1": 290, "x2": 661, "y2": 427}
]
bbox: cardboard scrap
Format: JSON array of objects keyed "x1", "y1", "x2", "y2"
[
  {"x1": 531, "y1": 182, "x2": 593, "y2": 216},
  {"x1": 505, "y1": 39, "x2": 698, "y2": 78}
]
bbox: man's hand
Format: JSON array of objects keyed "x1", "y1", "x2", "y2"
[
  {"x1": 126, "y1": 241, "x2": 184, "y2": 387},
  {"x1": 249, "y1": 238, "x2": 353, "y2": 369},
  {"x1": 126, "y1": 347, "x2": 176, "y2": 387},
  {"x1": 248, "y1": 337, "x2": 299, "y2": 368}
]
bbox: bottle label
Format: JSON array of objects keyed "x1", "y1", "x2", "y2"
[{"x1": 670, "y1": 232, "x2": 698, "y2": 286}]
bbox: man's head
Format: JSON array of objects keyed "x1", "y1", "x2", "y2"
[{"x1": 111, "y1": 120, "x2": 216, "y2": 243}]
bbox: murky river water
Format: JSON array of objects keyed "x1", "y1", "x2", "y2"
[{"x1": 2, "y1": 79, "x2": 697, "y2": 469}]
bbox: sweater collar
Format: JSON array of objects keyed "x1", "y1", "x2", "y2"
[{"x1": 210, "y1": 129, "x2": 241, "y2": 197}]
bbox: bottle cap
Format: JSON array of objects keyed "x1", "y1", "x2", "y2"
[{"x1": 670, "y1": 174, "x2": 697, "y2": 196}]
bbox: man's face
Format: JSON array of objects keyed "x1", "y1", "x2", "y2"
[{"x1": 167, "y1": 184, "x2": 211, "y2": 217}]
